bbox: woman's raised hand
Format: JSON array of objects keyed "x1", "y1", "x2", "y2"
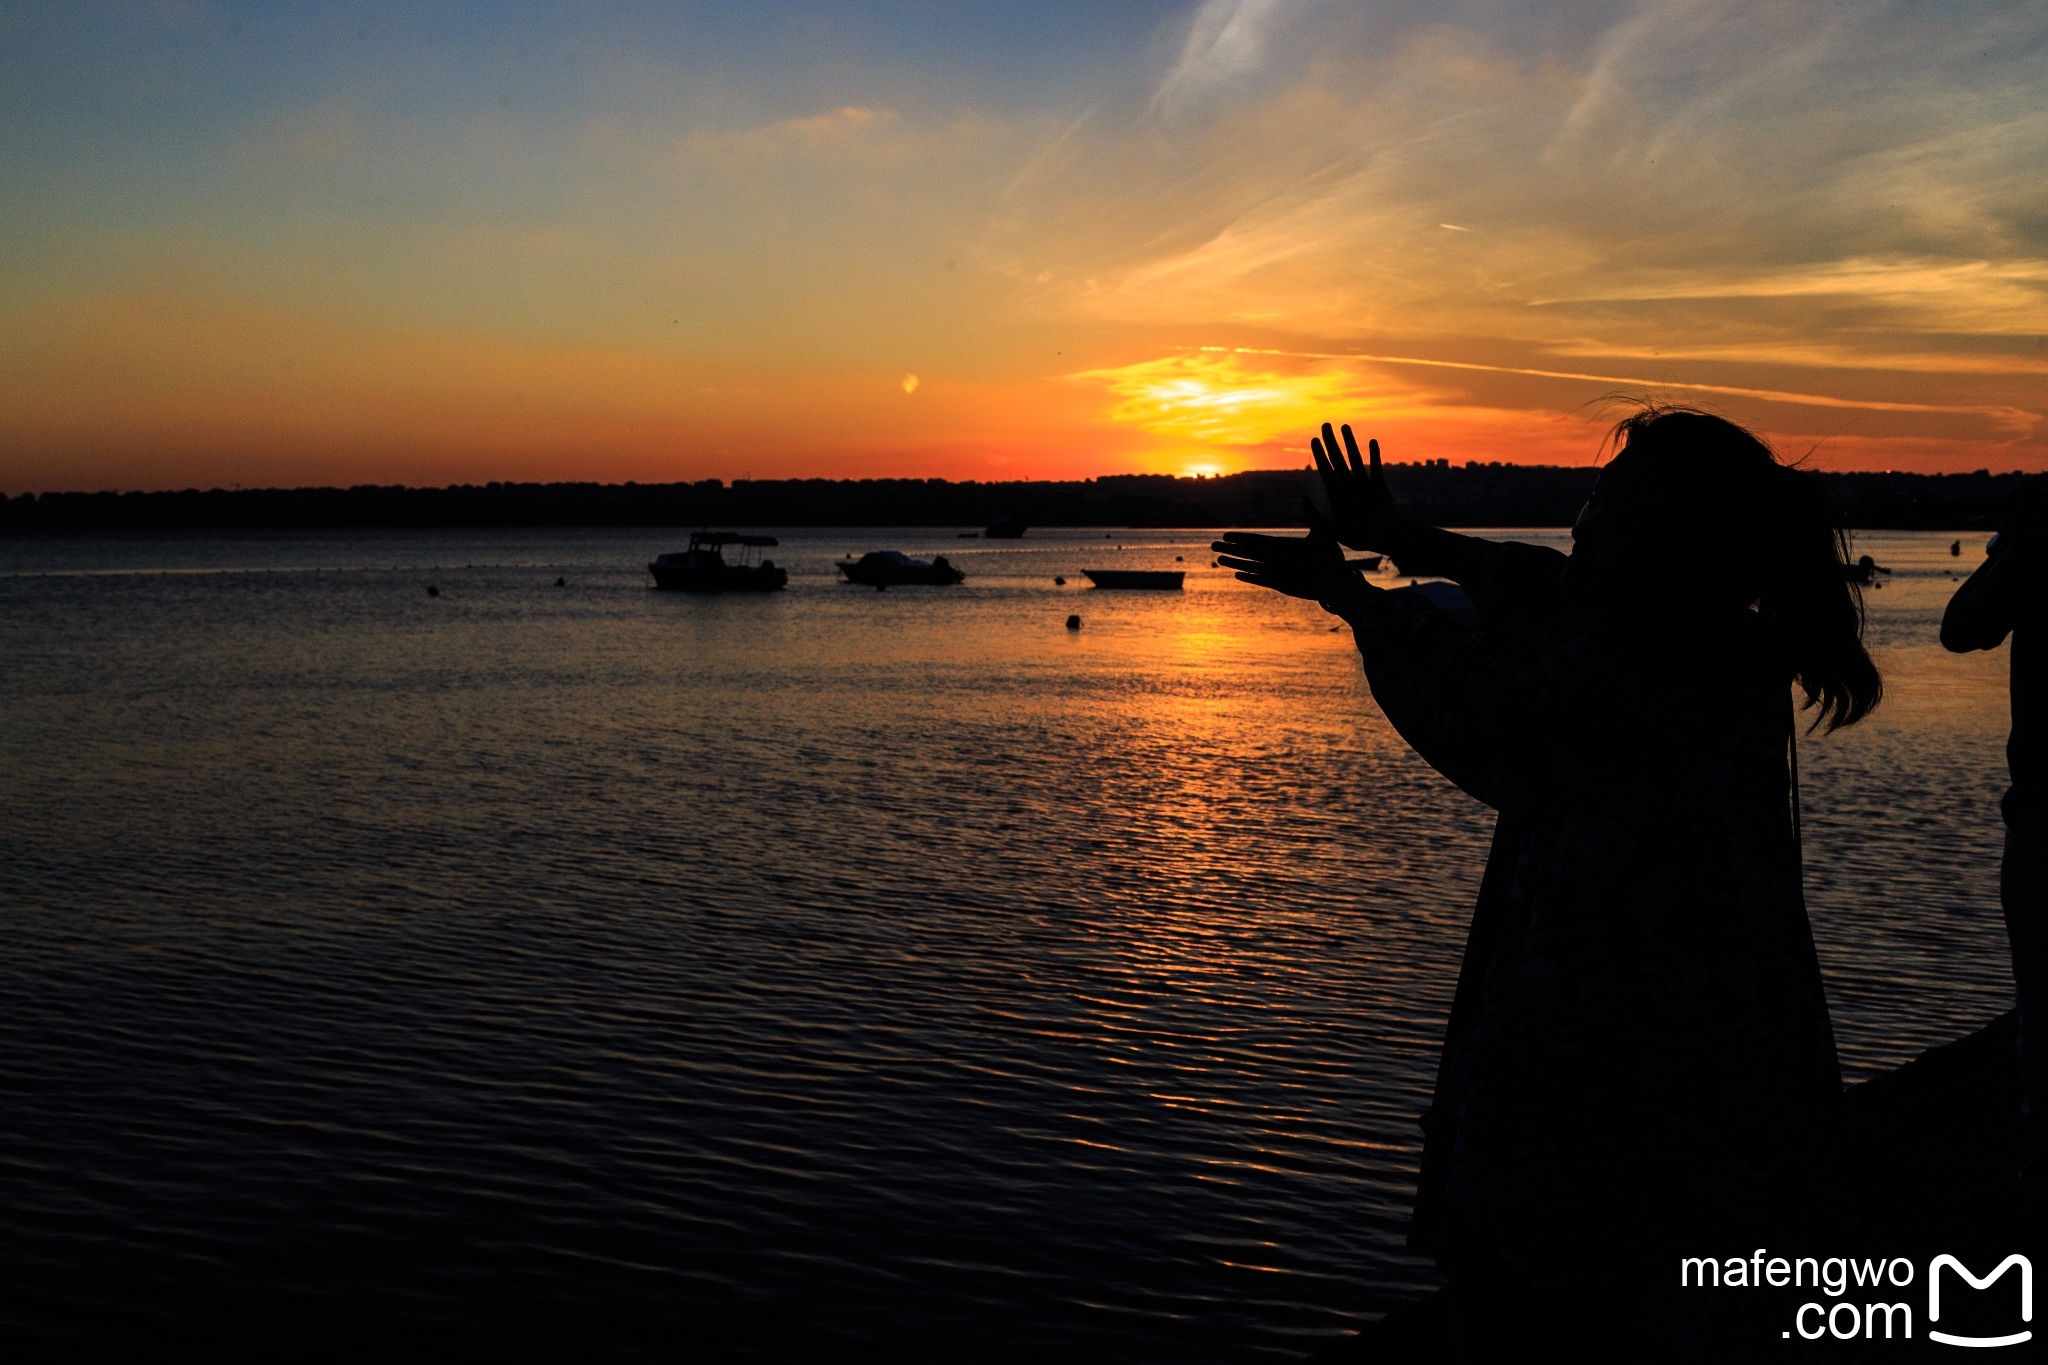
[
  {"x1": 1313, "y1": 422, "x2": 1402, "y2": 553},
  {"x1": 1211, "y1": 525, "x2": 1347, "y2": 602}
]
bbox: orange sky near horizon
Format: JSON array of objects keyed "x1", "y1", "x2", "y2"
[{"x1": 3, "y1": 3, "x2": 2045, "y2": 494}]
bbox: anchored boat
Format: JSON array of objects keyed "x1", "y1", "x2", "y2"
[
  {"x1": 649, "y1": 532, "x2": 788, "y2": 591},
  {"x1": 1081, "y1": 569, "x2": 1184, "y2": 590},
  {"x1": 836, "y1": 550, "x2": 967, "y2": 588}
]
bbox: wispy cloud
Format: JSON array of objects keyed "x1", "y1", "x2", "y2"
[
  {"x1": 1152, "y1": 0, "x2": 1289, "y2": 121},
  {"x1": 1003, "y1": 4, "x2": 2048, "y2": 357},
  {"x1": 677, "y1": 106, "x2": 899, "y2": 162},
  {"x1": 1527, "y1": 257, "x2": 2048, "y2": 336},
  {"x1": 1191, "y1": 346, "x2": 2042, "y2": 436}
]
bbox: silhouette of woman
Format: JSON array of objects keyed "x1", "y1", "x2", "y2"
[{"x1": 1215, "y1": 408, "x2": 1880, "y2": 1359}]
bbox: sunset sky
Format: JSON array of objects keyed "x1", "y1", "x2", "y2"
[{"x1": 3, "y1": 1, "x2": 2045, "y2": 493}]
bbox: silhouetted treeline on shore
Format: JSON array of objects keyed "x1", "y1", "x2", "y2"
[{"x1": 2, "y1": 463, "x2": 2034, "y2": 530}]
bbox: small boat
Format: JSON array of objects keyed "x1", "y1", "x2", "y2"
[
  {"x1": 984, "y1": 518, "x2": 1027, "y2": 539},
  {"x1": 649, "y1": 532, "x2": 787, "y2": 591},
  {"x1": 836, "y1": 550, "x2": 967, "y2": 588},
  {"x1": 1082, "y1": 569, "x2": 1184, "y2": 590}
]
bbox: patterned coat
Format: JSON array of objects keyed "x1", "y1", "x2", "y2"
[{"x1": 1342, "y1": 541, "x2": 1842, "y2": 1294}]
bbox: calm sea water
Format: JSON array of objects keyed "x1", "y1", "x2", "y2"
[{"x1": 0, "y1": 526, "x2": 2015, "y2": 1358}]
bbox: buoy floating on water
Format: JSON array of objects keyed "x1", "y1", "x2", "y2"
[
  {"x1": 427, "y1": 585, "x2": 440, "y2": 597},
  {"x1": 1054, "y1": 576, "x2": 1066, "y2": 585},
  {"x1": 554, "y1": 577, "x2": 566, "y2": 587},
  {"x1": 1066, "y1": 614, "x2": 1081, "y2": 630}
]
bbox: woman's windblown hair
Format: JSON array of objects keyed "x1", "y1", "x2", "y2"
[{"x1": 1605, "y1": 406, "x2": 1881, "y2": 732}]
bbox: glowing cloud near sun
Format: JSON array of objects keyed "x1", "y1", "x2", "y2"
[
  {"x1": 1070, "y1": 347, "x2": 1621, "y2": 469},
  {"x1": 1071, "y1": 350, "x2": 1402, "y2": 447}
]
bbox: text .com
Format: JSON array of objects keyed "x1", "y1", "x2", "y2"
[{"x1": 1679, "y1": 1251, "x2": 2033, "y2": 1346}]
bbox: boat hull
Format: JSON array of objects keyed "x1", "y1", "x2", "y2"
[
  {"x1": 649, "y1": 564, "x2": 788, "y2": 591},
  {"x1": 836, "y1": 563, "x2": 965, "y2": 587},
  {"x1": 1082, "y1": 570, "x2": 1184, "y2": 590}
]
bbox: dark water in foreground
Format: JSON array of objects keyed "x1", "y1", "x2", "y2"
[{"x1": 0, "y1": 528, "x2": 2016, "y2": 1358}]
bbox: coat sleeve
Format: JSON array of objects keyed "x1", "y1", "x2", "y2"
[{"x1": 1343, "y1": 544, "x2": 1580, "y2": 811}]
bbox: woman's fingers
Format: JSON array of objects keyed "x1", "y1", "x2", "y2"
[
  {"x1": 1314, "y1": 430, "x2": 1354, "y2": 515},
  {"x1": 1311, "y1": 435, "x2": 1336, "y2": 479},
  {"x1": 1368, "y1": 437, "x2": 1382, "y2": 485},
  {"x1": 1215, "y1": 527, "x2": 1327, "y2": 594},
  {"x1": 1213, "y1": 531, "x2": 1297, "y2": 553},
  {"x1": 1216, "y1": 531, "x2": 1319, "y2": 552},
  {"x1": 1341, "y1": 424, "x2": 1366, "y2": 474},
  {"x1": 1217, "y1": 557, "x2": 1297, "y2": 579}
]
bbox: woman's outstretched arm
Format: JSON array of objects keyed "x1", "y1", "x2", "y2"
[{"x1": 1213, "y1": 527, "x2": 1551, "y2": 811}]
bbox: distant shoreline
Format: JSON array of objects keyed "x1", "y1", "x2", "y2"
[{"x1": 2, "y1": 465, "x2": 2031, "y2": 531}]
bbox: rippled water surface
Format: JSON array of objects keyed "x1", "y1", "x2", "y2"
[{"x1": 0, "y1": 527, "x2": 2015, "y2": 1358}]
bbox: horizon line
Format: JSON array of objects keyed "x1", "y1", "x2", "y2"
[{"x1": 10, "y1": 463, "x2": 2045, "y2": 500}]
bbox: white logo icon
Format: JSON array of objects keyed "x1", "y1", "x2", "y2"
[{"x1": 1929, "y1": 1254, "x2": 2033, "y2": 1348}]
